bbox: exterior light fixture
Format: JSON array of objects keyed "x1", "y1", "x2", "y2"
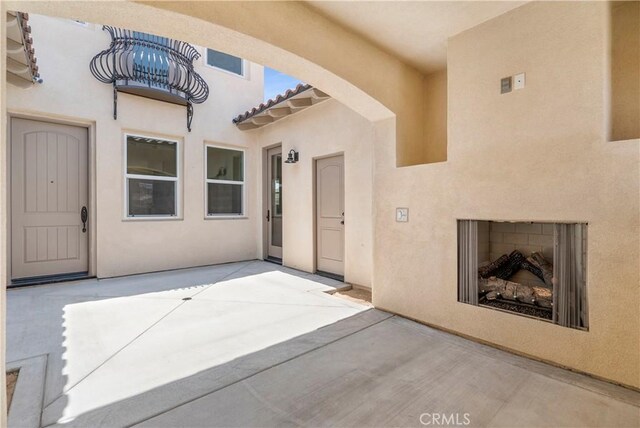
[{"x1": 284, "y1": 149, "x2": 299, "y2": 164}]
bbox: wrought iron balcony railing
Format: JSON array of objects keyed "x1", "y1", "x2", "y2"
[{"x1": 90, "y1": 27, "x2": 209, "y2": 131}]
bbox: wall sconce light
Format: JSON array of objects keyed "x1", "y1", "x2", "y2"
[{"x1": 284, "y1": 149, "x2": 299, "y2": 164}]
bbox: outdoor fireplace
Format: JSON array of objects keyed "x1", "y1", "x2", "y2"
[{"x1": 457, "y1": 220, "x2": 588, "y2": 330}]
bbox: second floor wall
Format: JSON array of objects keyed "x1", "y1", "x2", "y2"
[
  {"x1": 6, "y1": 13, "x2": 267, "y2": 277},
  {"x1": 8, "y1": 14, "x2": 265, "y2": 137}
]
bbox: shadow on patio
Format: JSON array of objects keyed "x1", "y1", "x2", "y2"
[
  {"x1": 7, "y1": 260, "x2": 372, "y2": 426},
  {"x1": 7, "y1": 260, "x2": 640, "y2": 427}
]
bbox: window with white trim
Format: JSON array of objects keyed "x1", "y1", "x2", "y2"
[
  {"x1": 125, "y1": 135, "x2": 179, "y2": 217},
  {"x1": 206, "y1": 146, "x2": 244, "y2": 216},
  {"x1": 205, "y1": 48, "x2": 244, "y2": 76}
]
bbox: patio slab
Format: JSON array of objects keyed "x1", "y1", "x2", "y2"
[
  {"x1": 6, "y1": 260, "x2": 640, "y2": 427},
  {"x1": 7, "y1": 261, "x2": 370, "y2": 427},
  {"x1": 137, "y1": 316, "x2": 640, "y2": 428}
]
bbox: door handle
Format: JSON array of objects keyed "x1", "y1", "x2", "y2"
[
  {"x1": 266, "y1": 209, "x2": 270, "y2": 222},
  {"x1": 81, "y1": 206, "x2": 88, "y2": 233},
  {"x1": 341, "y1": 211, "x2": 344, "y2": 225}
]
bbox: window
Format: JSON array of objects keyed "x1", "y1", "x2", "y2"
[
  {"x1": 125, "y1": 135, "x2": 179, "y2": 217},
  {"x1": 206, "y1": 49, "x2": 244, "y2": 76},
  {"x1": 206, "y1": 146, "x2": 245, "y2": 216}
]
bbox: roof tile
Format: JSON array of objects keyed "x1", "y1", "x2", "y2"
[{"x1": 232, "y1": 83, "x2": 312, "y2": 124}]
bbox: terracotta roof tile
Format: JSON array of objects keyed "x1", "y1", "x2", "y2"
[
  {"x1": 17, "y1": 12, "x2": 40, "y2": 80},
  {"x1": 233, "y1": 83, "x2": 312, "y2": 124}
]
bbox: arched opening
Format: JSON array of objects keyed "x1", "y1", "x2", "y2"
[
  {"x1": 0, "y1": 2, "x2": 401, "y2": 423},
  {"x1": 10, "y1": 0, "x2": 396, "y2": 124}
]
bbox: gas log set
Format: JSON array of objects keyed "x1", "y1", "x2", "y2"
[{"x1": 478, "y1": 250, "x2": 553, "y2": 313}]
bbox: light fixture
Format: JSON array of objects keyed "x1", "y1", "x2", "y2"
[{"x1": 284, "y1": 149, "x2": 299, "y2": 164}]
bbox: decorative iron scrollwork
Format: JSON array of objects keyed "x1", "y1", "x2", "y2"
[{"x1": 90, "y1": 27, "x2": 209, "y2": 131}]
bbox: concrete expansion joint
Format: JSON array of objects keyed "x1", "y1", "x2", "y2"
[
  {"x1": 127, "y1": 311, "x2": 395, "y2": 426},
  {"x1": 43, "y1": 262, "x2": 253, "y2": 408},
  {"x1": 43, "y1": 299, "x2": 188, "y2": 409}
]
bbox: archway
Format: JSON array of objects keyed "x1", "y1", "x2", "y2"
[
  {"x1": 7, "y1": 1, "x2": 402, "y2": 123},
  {"x1": 0, "y1": 1, "x2": 422, "y2": 420}
]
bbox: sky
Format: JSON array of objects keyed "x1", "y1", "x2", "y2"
[{"x1": 263, "y1": 67, "x2": 303, "y2": 102}]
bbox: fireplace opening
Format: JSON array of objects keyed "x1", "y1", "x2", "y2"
[{"x1": 457, "y1": 220, "x2": 588, "y2": 330}]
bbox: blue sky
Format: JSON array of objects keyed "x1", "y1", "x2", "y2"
[{"x1": 263, "y1": 67, "x2": 303, "y2": 102}]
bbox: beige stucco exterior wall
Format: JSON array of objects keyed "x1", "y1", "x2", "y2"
[
  {"x1": 6, "y1": 15, "x2": 264, "y2": 278},
  {"x1": 4, "y1": 13, "x2": 376, "y2": 285},
  {"x1": 7, "y1": 1, "x2": 435, "y2": 166},
  {"x1": 0, "y1": 2, "x2": 8, "y2": 423},
  {"x1": 609, "y1": 0, "x2": 640, "y2": 142},
  {"x1": 373, "y1": 1, "x2": 640, "y2": 388},
  {"x1": 256, "y1": 100, "x2": 374, "y2": 288},
  {"x1": 422, "y1": 70, "x2": 448, "y2": 163}
]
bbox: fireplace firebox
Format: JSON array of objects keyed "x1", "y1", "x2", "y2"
[{"x1": 457, "y1": 220, "x2": 588, "y2": 330}]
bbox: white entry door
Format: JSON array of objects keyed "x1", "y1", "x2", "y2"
[
  {"x1": 316, "y1": 155, "x2": 344, "y2": 276},
  {"x1": 266, "y1": 146, "x2": 283, "y2": 260},
  {"x1": 11, "y1": 118, "x2": 89, "y2": 281}
]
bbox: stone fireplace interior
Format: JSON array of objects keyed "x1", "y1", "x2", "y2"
[
  {"x1": 477, "y1": 221, "x2": 555, "y2": 319},
  {"x1": 458, "y1": 220, "x2": 588, "y2": 329}
]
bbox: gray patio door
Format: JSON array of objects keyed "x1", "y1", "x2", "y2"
[
  {"x1": 267, "y1": 146, "x2": 283, "y2": 259},
  {"x1": 11, "y1": 118, "x2": 89, "y2": 280},
  {"x1": 316, "y1": 155, "x2": 344, "y2": 276}
]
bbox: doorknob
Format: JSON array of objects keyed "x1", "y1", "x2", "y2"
[
  {"x1": 81, "y1": 206, "x2": 88, "y2": 233},
  {"x1": 341, "y1": 211, "x2": 344, "y2": 225},
  {"x1": 266, "y1": 209, "x2": 270, "y2": 222}
]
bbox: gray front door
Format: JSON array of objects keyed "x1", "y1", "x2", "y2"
[
  {"x1": 11, "y1": 118, "x2": 89, "y2": 280},
  {"x1": 316, "y1": 155, "x2": 344, "y2": 276}
]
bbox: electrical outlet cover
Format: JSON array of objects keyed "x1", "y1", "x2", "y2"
[{"x1": 514, "y1": 73, "x2": 525, "y2": 90}]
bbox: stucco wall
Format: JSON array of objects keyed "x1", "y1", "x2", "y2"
[
  {"x1": 609, "y1": 0, "x2": 640, "y2": 141},
  {"x1": 24, "y1": 0, "x2": 419, "y2": 167},
  {"x1": 0, "y1": 2, "x2": 8, "y2": 423},
  {"x1": 422, "y1": 69, "x2": 448, "y2": 163},
  {"x1": 5, "y1": 15, "x2": 375, "y2": 284},
  {"x1": 373, "y1": 1, "x2": 640, "y2": 388},
  {"x1": 256, "y1": 100, "x2": 374, "y2": 288},
  {"x1": 6, "y1": 15, "x2": 264, "y2": 277}
]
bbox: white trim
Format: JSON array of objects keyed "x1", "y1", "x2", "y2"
[
  {"x1": 206, "y1": 179, "x2": 244, "y2": 185},
  {"x1": 203, "y1": 48, "x2": 248, "y2": 79},
  {"x1": 127, "y1": 173, "x2": 178, "y2": 182},
  {"x1": 204, "y1": 144, "x2": 246, "y2": 218},
  {"x1": 123, "y1": 133, "x2": 181, "y2": 220}
]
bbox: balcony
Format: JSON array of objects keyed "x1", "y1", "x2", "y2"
[{"x1": 90, "y1": 27, "x2": 209, "y2": 131}]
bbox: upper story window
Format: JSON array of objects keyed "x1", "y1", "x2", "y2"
[
  {"x1": 206, "y1": 49, "x2": 245, "y2": 77},
  {"x1": 125, "y1": 135, "x2": 180, "y2": 218},
  {"x1": 206, "y1": 146, "x2": 245, "y2": 217}
]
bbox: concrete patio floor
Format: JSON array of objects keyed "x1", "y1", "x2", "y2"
[{"x1": 7, "y1": 260, "x2": 640, "y2": 427}]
